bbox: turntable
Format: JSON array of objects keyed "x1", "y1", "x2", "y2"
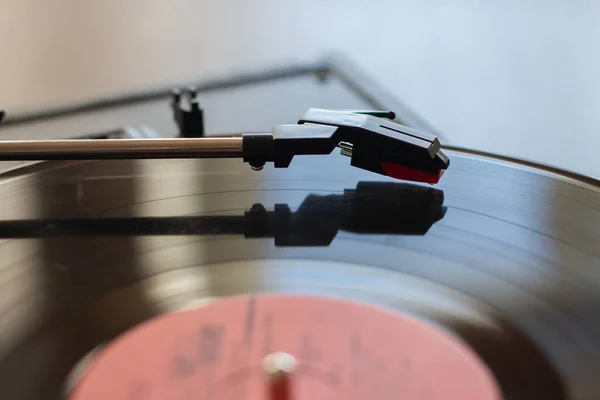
[{"x1": 0, "y1": 59, "x2": 598, "y2": 400}]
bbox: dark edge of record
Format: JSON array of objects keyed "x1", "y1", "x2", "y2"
[
  {"x1": 1, "y1": 147, "x2": 598, "y2": 196},
  {"x1": 445, "y1": 146, "x2": 600, "y2": 189}
]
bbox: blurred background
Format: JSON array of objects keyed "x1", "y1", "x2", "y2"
[{"x1": 1, "y1": 0, "x2": 599, "y2": 177}]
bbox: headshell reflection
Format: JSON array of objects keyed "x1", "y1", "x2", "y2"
[{"x1": 0, "y1": 181, "x2": 446, "y2": 245}]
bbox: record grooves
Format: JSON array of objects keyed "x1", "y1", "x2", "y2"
[
  {"x1": 0, "y1": 147, "x2": 596, "y2": 399},
  {"x1": 3, "y1": 56, "x2": 599, "y2": 400}
]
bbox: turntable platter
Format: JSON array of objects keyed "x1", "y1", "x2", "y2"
[{"x1": 0, "y1": 149, "x2": 598, "y2": 399}]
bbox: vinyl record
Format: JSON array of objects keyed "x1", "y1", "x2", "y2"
[{"x1": 0, "y1": 148, "x2": 598, "y2": 400}]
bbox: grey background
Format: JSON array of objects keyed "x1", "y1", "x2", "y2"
[{"x1": 1, "y1": 0, "x2": 598, "y2": 177}]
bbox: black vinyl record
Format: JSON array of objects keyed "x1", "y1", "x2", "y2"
[{"x1": 0, "y1": 147, "x2": 598, "y2": 400}]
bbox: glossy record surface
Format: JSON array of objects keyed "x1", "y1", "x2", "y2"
[{"x1": 0, "y1": 148, "x2": 598, "y2": 399}]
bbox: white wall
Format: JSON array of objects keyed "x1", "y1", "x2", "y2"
[{"x1": 1, "y1": 0, "x2": 599, "y2": 176}]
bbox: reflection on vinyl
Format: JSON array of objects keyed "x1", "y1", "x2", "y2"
[
  {"x1": 0, "y1": 181, "x2": 445, "y2": 243},
  {"x1": 0, "y1": 148, "x2": 598, "y2": 400}
]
